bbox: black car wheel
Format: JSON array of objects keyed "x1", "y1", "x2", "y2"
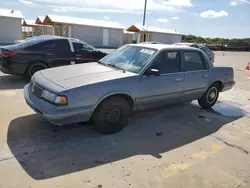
[
  {"x1": 92, "y1": 96, "x2": 131, "y2": 134},
  {"x1": 26, "y1": 63, "x2": 48, "y2": 79},
  {"x1": 198, "y1": 83, "x2": 220, "y2": 109}
]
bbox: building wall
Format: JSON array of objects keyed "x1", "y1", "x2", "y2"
[
  {"x1": 150, "y1": 32, "x2": 182, "y2": 44},
  {"x1": 0, "y1": 17, "x2": 22, "y2": 44},
  {"x1": 123, "y1": 32, "x2": 133, "y2": 44},
  {"x1": 71, "y1": 25, "x2": 123, "y2": 47},
  {"x1": 108, "y1": 29, "x2": 123, "y2": 47}
]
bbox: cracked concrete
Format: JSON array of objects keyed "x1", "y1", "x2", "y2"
[
  {"x1": 213, "y1": 136, "x2": 249, "y2": 155},
  {"x1": 0, "y1": 51, "x2": 250, "y2": 188}
]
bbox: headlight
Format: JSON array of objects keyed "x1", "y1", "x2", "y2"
[{"x1": 41, "y1": 90, "x2": 67, "y2": 105}]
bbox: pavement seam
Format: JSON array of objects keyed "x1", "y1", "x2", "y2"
[{"x1": 212, "y1": 136, "x2": 249, "y2": 155}]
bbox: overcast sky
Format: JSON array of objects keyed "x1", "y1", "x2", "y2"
[{"x1": 2, "y1": 0, "x2": 250, "y2": 38}]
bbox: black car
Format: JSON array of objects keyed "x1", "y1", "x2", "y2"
[{"x1": 0, "y1": 36, "x2": 107, "y2": 78}]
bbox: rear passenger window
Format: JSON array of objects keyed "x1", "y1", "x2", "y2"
[
  {"x1": 151, "y1": 51, "x2": 181, "y2": 74},
  {"x1": 184, "y1": 52, "x2": 206, "y2": 71},
  {"x1": 27, "y1": 39, "x2": 70, "y2": 51}
]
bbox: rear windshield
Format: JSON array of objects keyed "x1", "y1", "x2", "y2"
[{"x1": 15, "y1": 38, "x2": 46, "y2": 48}]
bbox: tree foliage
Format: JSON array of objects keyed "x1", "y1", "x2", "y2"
[{"x1": 182, "y1": 35, "x2": 250, "y2": 48}]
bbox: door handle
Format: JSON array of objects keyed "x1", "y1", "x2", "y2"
[
  {"x1": 174, "y1": 78, "x2": 182, "y2": 82},
  {"x1": 203, "y1": 75, "x2": 209, "y2": 78}
]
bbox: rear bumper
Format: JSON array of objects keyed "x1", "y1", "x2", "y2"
[
  {"x1": 0, "y1": 61, "x2": 27, "y2": 75},
  {"x1": 222, "y1": 81, "x2": 235, "y2": 92},
  {"x1": 24, "y1": 84, "x2": 93, "y2": 125}
]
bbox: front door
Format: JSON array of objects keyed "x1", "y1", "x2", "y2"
[
  {"x1": 182, "y1": 51, "x2": 210, "y2": 100},
  {"x1": 138, "y1": 51, "x2": 185, "y2": 109}
]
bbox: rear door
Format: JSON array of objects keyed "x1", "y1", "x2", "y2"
[
  {"x1": 72, "y1": 41, "x2": 99, "y2": 63},
  {"x1": 25, "y1": 39, "x2": 74, "y2": 67},
  {"x1": 183, "y1": 50, "x2": 210, "y2": 100}
]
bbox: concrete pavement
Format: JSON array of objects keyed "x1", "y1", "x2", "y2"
[{"x1": 0, "y1": 51, "x2": 250, "y2": 188}]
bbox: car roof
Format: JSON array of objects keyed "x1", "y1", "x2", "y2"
[
  {"x1": 173, "y1": 42, "x2": 195, "y2": 46},
  {"x1": 129, "y1": 43, "x2": 200, "y2": 51}
]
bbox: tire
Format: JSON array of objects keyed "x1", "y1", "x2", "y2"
[
  {"x1": 25, "y1": 62, "x2": 48, "y2": 79},
  {"x1": 198, "y1": 83, "x2": 220, "y2": 109},
  {"x1": 92, "y1": 96, "x2": 131, "y2": 134}
]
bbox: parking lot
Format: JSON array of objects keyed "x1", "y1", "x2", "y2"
[{"x1": 0, "y1": 51, "x2": 250, "y2": 188}]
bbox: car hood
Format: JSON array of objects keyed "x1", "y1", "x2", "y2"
[{"x1": 39, "y1": 63, "x2": 136, "y2": 89}]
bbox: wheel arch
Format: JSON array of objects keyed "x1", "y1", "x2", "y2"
[
  {"x1": 25, "y1": 61, "x2": 50, "y2": 76},
  {"x1": 208, "y1": 80, "x2": 223, "y2": 91},
  {"x1": 92, "y1": 92, "x2": 135, "y2": 113}
]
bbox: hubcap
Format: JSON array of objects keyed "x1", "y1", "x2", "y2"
[
  {"x1": 207, "y1": 87, "x2": 217, "y2": 104},
  {"x1": 104, "y1": 106, "x2": 123, "y2": 124}
]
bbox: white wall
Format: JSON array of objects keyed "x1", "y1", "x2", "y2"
[
  {"x1": 0, "y1": 17, "x2": 22, "y2": 44},
  {"x1": 72, "y1": 25, "x2": 123, "y2": 47},
  {"x1": 108, "y1": 28, "x2": 123, "y2": 47},
  {"x1": 151, "y1": 32, "x2": 182, "y2": 44}
]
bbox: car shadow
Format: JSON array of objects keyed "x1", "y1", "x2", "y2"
[
  {"x1": 0, "y1": 74, "x2": 27, "y2": 90},
  {"x1": 7, "y1": 102, "x2": 242, "y2": 180}
]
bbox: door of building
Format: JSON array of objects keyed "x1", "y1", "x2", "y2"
[{"x1": 103, "y1": 29, "x2": 109, "y2": 46}]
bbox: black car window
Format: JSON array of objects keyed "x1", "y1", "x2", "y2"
[
  {"x1": 73, "y1": 42, "x2": 95, "y2": 52},
  {"x1": 151, "y1": 51, "x2": 181, "y2": 74},
  {"x1": 26, "y1": 39, "x2": 70, "y2": 51},
  {"x1": 199, "y1": 46, "x2": 207, "y2": 52},
  {"x1": 184, "y1": 51, "x2": 206, "y2": 71}
]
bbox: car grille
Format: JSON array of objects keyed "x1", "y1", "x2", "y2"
[{"x1": 31, "y1": 81, "x2": 43, "y2": 97}]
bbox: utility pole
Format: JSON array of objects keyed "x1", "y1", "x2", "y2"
[{"x1": 143, "y1": 0, "x2": 147, "y2": 26}]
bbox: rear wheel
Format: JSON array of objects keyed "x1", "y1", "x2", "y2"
[
  {"x1": 92, "y1": 97, "x2": 131, "y2": 134},
  {"x1": 26, "y1": 62, "x2": 48, "y2": 79},
  {"x1": 198, "y1": 83, "x2": 219, "y2": 109}
]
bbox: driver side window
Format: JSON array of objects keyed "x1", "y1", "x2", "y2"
[
  {"x1": 151, "y1": 51, "x2": 181, "y2": 74},
  {"x1": 73, "y1": 42, "x2": 93, "y2": 52}
]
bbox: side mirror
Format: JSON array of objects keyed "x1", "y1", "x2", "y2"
[{"x1": 145, "y1": 68, "x2": 160, "y2": 76}]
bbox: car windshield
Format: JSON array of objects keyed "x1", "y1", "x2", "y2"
[{"x1": 99, "y1": 45, "x2": 157, "y2": 74}]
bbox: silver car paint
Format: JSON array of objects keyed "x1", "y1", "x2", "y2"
[{"x1": 24, "y1": 45, "x2": 234, "y2": 125}]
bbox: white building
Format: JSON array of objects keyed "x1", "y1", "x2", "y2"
[
  {"x1": 43, "y1": 15, "x2": 125, "y2": 47},
  {"x1": 127, "y1": 25, "x2": 183, "y2": 44},
  {"x1": 0, "y1": 8, "x2": 23, "y2": 44}
]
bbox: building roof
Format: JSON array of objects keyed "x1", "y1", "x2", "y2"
[
  {"x1": 0, "y1": 8, "x2": 24, "y2": 19},
  {"x1": 127, "y1": 24, "x2": 182, "y2": 35},
  {"x1": 35, "y1": 16, "x2": 45, "y2": 24},
  {"x1": 23, "y1": 19, "x2": 52, "y2": 27},
  {"x1": 43, "y1": 14, "x2": 125, "y2": 29}
]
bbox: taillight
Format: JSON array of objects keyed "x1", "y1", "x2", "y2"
[{"x1": 2, "y1": 51, "x2": 16, "y2": 57}]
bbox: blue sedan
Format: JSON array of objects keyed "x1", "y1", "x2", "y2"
[{"x1": 24, "y1": 44, "x2": 235, "y2": 134}]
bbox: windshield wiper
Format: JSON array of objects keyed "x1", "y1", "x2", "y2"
[{"x1": 106, "y1": 63, "x2": 126, "y2": 73}]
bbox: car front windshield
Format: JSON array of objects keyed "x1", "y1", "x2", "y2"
[{"x1": 99, "y1": 45, "x2": 157, "y2": 74}]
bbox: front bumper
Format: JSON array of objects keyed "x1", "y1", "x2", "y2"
[
  {"x1": 24, "y1": 84, "x2": 93, "y2": 125},
  {"x1": 222, "y1": 81, "x2": 235, "y2": 92}
]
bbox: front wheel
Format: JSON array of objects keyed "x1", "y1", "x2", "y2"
[
  {"x1": 198, "y1": 83, "x2": 219, "y2": 109},
  {"x1": 92, "y1": 97, "x2": 131, "y2": 134}
]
